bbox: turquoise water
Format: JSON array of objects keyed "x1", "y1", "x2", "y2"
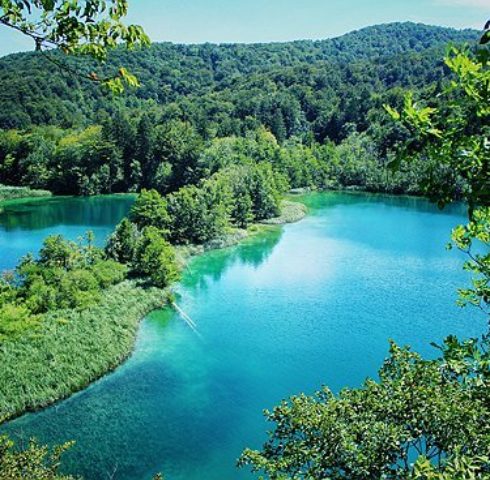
[
  {"x1": 1, "y1": 192, "x2": 486, "y2": 480},
  {"x1": 0, "y1": 195, "x2": 135, "y2": 272}
]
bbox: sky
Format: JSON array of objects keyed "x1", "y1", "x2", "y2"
[{"x1": 0, "y1": 0, "x2": 488, "y2": 57}]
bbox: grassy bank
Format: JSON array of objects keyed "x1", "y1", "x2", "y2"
[
  {"x1": 0, "y1": 280, "x2": 168, "y2": 423},
  {"x1": 0, "y1": 184, "x2": 51, "y2": 203},
  {"x1": 0, "y1": 200, "x2": 306, "y2": 424}
]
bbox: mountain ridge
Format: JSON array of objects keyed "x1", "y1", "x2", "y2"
[{"x1": 0, "y1": 22, "x2": 479, "y2": 130}]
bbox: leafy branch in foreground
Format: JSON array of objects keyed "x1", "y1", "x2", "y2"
[
  {"x1": 449, "y1": 207, "x2": 489, "y2": 314},
  {"x1": 0, "y1": 434, "x2": 76, "y2": 479},
  {"x1": 385, "y1": 43, "x2": 489, "y2": 317},
  {"x1": 0, "y1": 0, "x2": 149, "y2": 91},
  {"x1": 384, "y1": 46, "x2": 489, "y2": 213},
  {"x1": 0, "y1": 433, "x2": 165, "y2": 479},
  {"x1": 239, "y1": 338, "x2": 489, "y2": 479}
]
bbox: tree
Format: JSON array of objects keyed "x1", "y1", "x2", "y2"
[
  {"x1": 133, "y1": 226, "x2": 180, "y2": 288},
  {"x1": 135, "y1": 114, "x2": 155, "y2": 187},
  {"x1": 0, "y1": 0, "x2": 149, "y2": 91},
  {"x1": 239, "y1": 339, "x2": 489, "y2": 479},
  {"x1": 152, "y1": 121, "x2": 204, "y2": 192},
  {"x1": 0, "y1": 435, "x2": 75, "y2": 479},
  {"x1": 38, "y1": 235, "x2": 80, "y2": 269},
  {"x1": 251, "y1": 163, "x2": 282, "y2": 220},
  {"x1": 101, "y1": 111, "x2": 136, "y2": 190},
  {"x1": 105, "y1": 218, "x2": 140, "y2": 264},
  {"x1": 130, "y1": 189, "x2": 170, "y2": 233},
  {"x1": 166, "y1": 181, "x2": 230, "y2": 245},
  {"x1": 231, "y1": 183, "x2": 254, "y2": 228}
]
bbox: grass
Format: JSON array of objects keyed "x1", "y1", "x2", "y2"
[
  {"x1": 0, "y1": 184, "x2": 51, "y2": 203},
  {"x1": 0, "y1": 280, "x2": 168, "y2": 423}
]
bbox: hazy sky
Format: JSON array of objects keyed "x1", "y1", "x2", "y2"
[{"x1": 0, "y1": 0, "x2": 488, "y2": 57}]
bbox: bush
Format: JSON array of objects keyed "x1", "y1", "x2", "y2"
[
  {"x1": 92, "y1": 260, "x2": 128, "y2": 288},
  {"x1": 58, "y1": 269, "x2": 100, "y2": 310},
  {"x1": 0, "y1": 303, "x2": 38, "y2": 342}
]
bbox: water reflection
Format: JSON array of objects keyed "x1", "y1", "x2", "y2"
[
  {"x1": 296, "y1": 191, "x2": 468, "y2": 217},
  {"x1": 182, "y1": 228, "x2": 283, "y2": 292},
  {"x1": 0, "y1": 195, "x2": 135, "y2": 231},
  {"x1": 0, "y1": 195, "x2": 135, "y2": 271}
]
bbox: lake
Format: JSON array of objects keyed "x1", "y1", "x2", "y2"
[{"x1": 0, "y1": 192, "x2": 486, "y2": 480}]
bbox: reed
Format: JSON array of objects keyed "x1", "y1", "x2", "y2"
[{"x1": 0, "y1": 280, "x2": 168, "y2": 423}]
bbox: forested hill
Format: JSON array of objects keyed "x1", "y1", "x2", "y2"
[{"x1": 0, "y1": 22, "x2": 477, "y2": 130}]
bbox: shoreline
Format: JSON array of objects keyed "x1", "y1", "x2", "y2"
[{"x1": 0, "y1": 200, "x2": 307, "y2": 426}]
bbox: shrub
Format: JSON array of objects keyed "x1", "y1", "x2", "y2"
[
  {"x1": 92, "y1": 260, "x2": 128, "y2": 288},
  {"x1": 0, "y1": 303, "x2": 38, "y2": 342}
]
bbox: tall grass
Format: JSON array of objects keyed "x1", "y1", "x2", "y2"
[
  {"x1": 0, "y1": 184, "x2": 51, "y2": 202},
  {"x1": 0, "y1": 280, "x2": 168, "y2": 423}
]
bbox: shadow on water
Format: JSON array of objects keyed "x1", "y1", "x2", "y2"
[{"x1": 0, "y1": 195, "x2": 136, "y2": 231}]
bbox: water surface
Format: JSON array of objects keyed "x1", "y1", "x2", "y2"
[
  {"x1": 1, "y1": 192, "x2": 485, "y2": 480},
  {"x1": 0, "y1": 195, "x2": 135, "y2": 271}
]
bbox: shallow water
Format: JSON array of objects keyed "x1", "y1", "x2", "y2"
[{"x1": 1, "y1": 192, "x2": 486, "y2": 480}]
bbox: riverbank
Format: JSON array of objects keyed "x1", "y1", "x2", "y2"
[
  {"x1": 0, "y1": 200, "x2": 307, "y2": 424},
  {"x1": 175, "y1": 200, "x2": 307, "y2": 261}
]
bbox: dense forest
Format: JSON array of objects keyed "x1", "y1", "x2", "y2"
[{"x1": 0, "y1": 22, "x2": 479, "y2": 198}]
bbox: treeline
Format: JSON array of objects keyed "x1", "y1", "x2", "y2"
[{"x1": 0, "y1": 120, "x2": 430, "y2": 198}]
